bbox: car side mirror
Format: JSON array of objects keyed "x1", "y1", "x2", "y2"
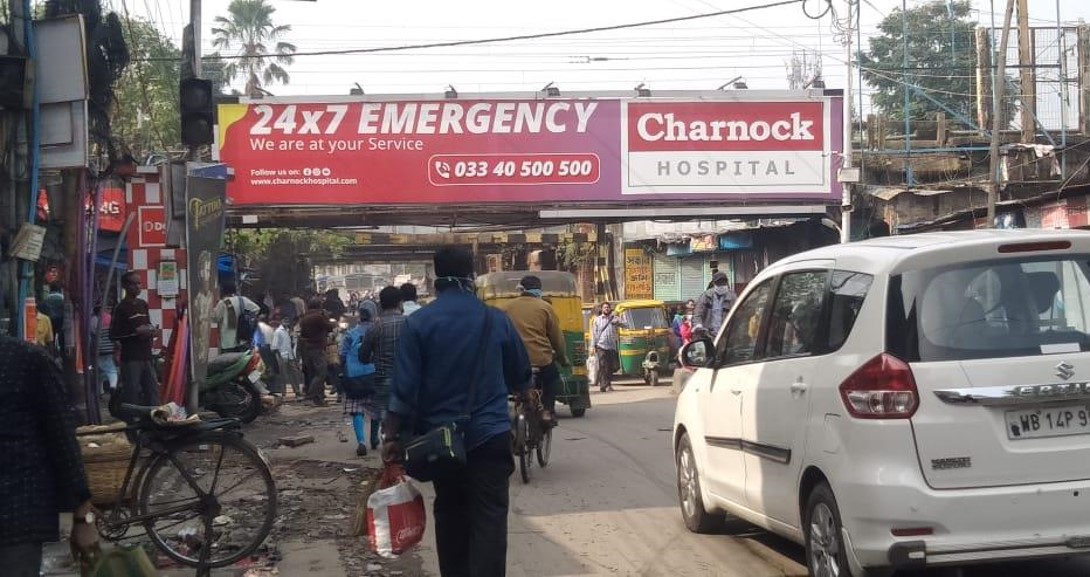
[{"x1": 680, "y1": 338, "x2": 715, "y2": 369}]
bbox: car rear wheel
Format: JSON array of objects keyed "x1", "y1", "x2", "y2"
[
  {"x1": 804, "y1": 482, "x2": 857, "y2": 577},
  {"x1": 675, "y1": 432, "x2": 723, "y2": 533}
]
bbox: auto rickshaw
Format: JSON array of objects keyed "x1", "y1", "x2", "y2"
[
  {"x1": 612, "y1": 299, "x2": 674, "y2": 387},
  {"x1": 582, "y1": 303, "x2": 596, "y2": 345},
  {"x1": 477, "y1": 271, "x2": 592, "y2": 417}
]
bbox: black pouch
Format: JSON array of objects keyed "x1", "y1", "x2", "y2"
[
  {"x1": 402, "y1": 311, "x2": 492, "y2": 482},
  {"x1": 403, "y1": 423, "x2": 466, "y2": 482}
]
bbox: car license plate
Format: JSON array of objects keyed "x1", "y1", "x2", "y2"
[
  {"x1": 248, "y1": 370, "x2": 262, "y2": 383},
  {"x1": 1006, "y1": 404, "x2": 1090, "y2": 440}
]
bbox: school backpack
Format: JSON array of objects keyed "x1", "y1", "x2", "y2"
[{"x1": 225, "y1": 297, "x2": 258, "y2": 344}]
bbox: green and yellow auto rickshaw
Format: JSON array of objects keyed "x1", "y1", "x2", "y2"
[
  {"x1": 477, "y1": 271, "x2": 592, "y2": 417},
  {"x1": 613, "y1": 299, "x2": 674, "y2": 387}
]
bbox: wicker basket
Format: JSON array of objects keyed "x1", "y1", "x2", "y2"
[{"x1": 77, "y1": 424, "x2": 136, "y2": 506}]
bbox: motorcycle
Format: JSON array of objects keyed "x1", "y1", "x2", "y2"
[{"x1": 201, "y1": 347, "x2": 266, "y2": 423}]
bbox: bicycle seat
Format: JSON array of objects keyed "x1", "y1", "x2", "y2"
[
  {"x1": 113, "y1": 403, "x2": 161, "y2": 422},
  {"x1": 208, "y1": 351, "x2": 249, "y2": 373}
]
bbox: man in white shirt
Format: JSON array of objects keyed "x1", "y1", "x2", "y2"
[
  {"x1": 211, "y1": 282, "x2": 261, "y2": 351},
  {"x1": 271, "y1": 314, "x2": 303, "y2": 397},
  {"x1": 400, "y1": 283, "x2": 421, "y2": 315}
]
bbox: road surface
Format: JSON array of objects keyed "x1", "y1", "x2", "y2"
[{"x1": 411, "y1": 385, "x2": 1090, "y2": 577}]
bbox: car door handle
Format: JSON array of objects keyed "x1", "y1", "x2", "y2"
[
  {"x1": 730, "y1": 389, "x2": 743, "y2": 396},
  {"x1": 790, "y1": 382, "x2": 809, "y2": 394}
]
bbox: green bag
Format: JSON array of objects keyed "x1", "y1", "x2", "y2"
[{"x1": 86, "y1": 546, "x2": 157, "y2": 577}]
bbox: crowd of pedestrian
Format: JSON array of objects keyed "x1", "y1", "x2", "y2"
[{"x1": 11, "y1": 248, "x2": 733, "y2": 577}]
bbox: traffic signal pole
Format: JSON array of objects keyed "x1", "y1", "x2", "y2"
[{"x1": 186, "y1": 0, "x2": 202, "y2": 424}]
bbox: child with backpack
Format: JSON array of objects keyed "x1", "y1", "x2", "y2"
[{"x1": 340, "y1": 301, "x2": 378, "y2": 456}]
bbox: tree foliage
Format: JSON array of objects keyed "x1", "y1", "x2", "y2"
[
  {"x1": 860, "y1": 0, "x2": 977, "y2": 122},
  {"x1": 211, "y1": 0, "x2": 296, "y2": 96},
  {"x1": 556, "y1": 240, "x2": 594, "y2": 272},
  {"x1": 113, "y1": 17, "x2": 181, "y2": 158},
  {"x1": 229, "y1": 229, "x2": 352, "y2": 298}
]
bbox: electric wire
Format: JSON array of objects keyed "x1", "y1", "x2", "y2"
[{"x1": 132, "y1": 0, "x2": 805, "y2": 62}]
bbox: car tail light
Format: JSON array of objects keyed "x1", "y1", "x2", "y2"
[
  {"x1": 998, "y1": 240, "x2": 1071, "y2": 253},
  {"x1": 839, "y1": 353, "x2": 919, "y2": 419}
]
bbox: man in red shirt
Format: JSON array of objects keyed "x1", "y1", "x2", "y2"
[{"x1": 298, "y1": 298, "x2": 335, "y2": 406}]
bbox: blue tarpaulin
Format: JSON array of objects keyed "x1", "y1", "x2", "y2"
[
  {"x1": 96, "y1": 251, "x2": 127, "y2": 270},
  {"x1": 218, "y1": 253, "x2": 234, "y2": 275}
]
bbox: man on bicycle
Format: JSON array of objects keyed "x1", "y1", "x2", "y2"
[{"x1": 498, "y1": 275, "x2": 570, "y2": 425}]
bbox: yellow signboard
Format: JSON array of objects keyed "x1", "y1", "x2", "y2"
[{"x1": 624, "y1": 248, "x2": 653, "y2": 299}]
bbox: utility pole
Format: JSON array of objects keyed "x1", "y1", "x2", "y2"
[
  {"x1": 975, "y1": 27, "x2": 993, "y2": 131},
  {"x1": 1016, "y1": 0, "x2": 1036, "y2": 143},
  {"x1": 840, "y1": 0, "x2": 854, "y2": 244},
  {"x1": 1081, "y1": 25, "x2": 1090, "y2": 136},
  {"x1": 988, "y1": 0, "x2": 1017, "y2": 227},
  {"x1": 190, "y1": 0, "x2": 202, "y2": 76}
]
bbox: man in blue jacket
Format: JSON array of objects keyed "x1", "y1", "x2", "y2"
[{"x1": 382, "y1": 246, "x2": 531, "y2": 577}]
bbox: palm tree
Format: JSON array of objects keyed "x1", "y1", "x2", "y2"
[{"x1": 211, "y1": 0, "x2": 296, "y2": 96}]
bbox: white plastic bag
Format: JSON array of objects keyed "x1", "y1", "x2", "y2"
[
  {"x1": 366, "y1": 465, "x2": 426, "y2": 557},
  {"x1": 586, "y1": 353, "x2": 598, "y2": 386}
]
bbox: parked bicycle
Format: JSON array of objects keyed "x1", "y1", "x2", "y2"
[
  {"x1": 510, "y1": 369, "x2": 554, "y2": 483},
  {"x1": 82, "y1": 404, "x2": 278, "y2": 571}
]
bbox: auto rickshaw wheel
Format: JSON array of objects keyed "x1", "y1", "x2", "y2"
[{"x1": 570, "y1": 407, "x2": 586, "y2": 418}]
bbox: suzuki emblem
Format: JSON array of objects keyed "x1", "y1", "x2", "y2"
[{"x1": 1056, "y1": 361, "x2": 1075, "y2": 380}]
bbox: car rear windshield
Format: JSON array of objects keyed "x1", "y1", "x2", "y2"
[{"x1": 887, "y1": 256, "x2": 1090, "y2": 362}]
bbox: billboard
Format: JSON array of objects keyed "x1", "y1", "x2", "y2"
[
  {"x1": 185, "y1": 174, "x2": 228, "y2": 385},
  {"x1": 217, "y1": 92, "x2": 841, "y2": 206}
]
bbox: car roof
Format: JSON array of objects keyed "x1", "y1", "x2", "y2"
[{"x1": 768, "y1": 230, "x2": 1090, "y2": 276}]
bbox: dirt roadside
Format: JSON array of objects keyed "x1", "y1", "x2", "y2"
[{"x1": 44, "y1": 400, "x2": 425, "y2": 577}]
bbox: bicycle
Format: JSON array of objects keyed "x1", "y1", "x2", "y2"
[
  {"x1": 510, "y1": 370, "x2": 554, "y2": 484},
  {"x1": 83, "y1": 403, "x2": 278, "y2": 573}
]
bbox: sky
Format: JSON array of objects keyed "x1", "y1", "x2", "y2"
[{"x1": 113, "y1": 0, "x2": 1089, "y2": 105}]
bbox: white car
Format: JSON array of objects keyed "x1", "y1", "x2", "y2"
[{"x1": 673, "y1": 230, "x2": 1090, "y2": 577}]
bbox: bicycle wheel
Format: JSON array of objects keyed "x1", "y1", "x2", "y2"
[
  {"x1": 536, "y1": 425, "x2": 552, "y2": 468},
  {"x1": 517, "y1": 414, "x2": 532, "y2": 484},
  {"x1": 138, "y1": 433, "x2": 277, "y2": 568}
]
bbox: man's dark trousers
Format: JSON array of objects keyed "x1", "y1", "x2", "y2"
[
  {"x1": 301, "y1": 347, "x2": 328, "y2": 402},
  {"x1": 432, "y1": 432, "x2": 514, "y2": 577},
  {"x1": 120, "y1": 360, "x2": 160, "y2": 406},
  {"x1": 536, "y1": 362, "x2": 560, "y2": 413}
]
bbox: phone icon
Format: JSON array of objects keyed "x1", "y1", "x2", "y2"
[{"x1": 434, "y1": 161, "x2": 451, "y2": 179}]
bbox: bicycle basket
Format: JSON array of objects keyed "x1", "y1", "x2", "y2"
[{"x1": 77, "y1": 423, "x2": 138, "y2": 507}]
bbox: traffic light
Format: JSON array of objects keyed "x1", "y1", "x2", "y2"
[{"x1": 180, "y1": 78, "x2": 214, "y2": 147}]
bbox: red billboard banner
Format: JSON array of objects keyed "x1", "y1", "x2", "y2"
[
  {"x1": 88, "y1": 187, "x2": 127, "y2": 232},
  {"x1": 217, "y1": 94, "x2": 841, "y2": 206}
]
